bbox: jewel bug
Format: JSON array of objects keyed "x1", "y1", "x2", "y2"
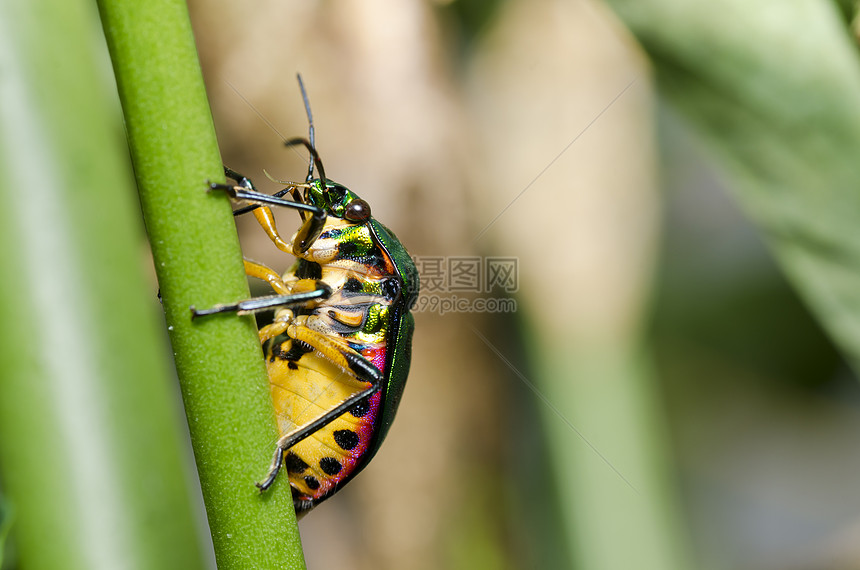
[{"x1": 192, "y1": 76, "x2": 419, "y2": 515}]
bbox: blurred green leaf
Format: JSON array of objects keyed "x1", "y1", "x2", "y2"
[
  {"x1": 605, "y1": 0, "x2": 860, "y2": 373},
  {"x1": 0, "y1": 0, "x2": 208, "y2": 568}
]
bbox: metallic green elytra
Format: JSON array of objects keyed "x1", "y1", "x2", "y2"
[{"x1": 192, "y1": 75, "x2": 419, "y2": 515}]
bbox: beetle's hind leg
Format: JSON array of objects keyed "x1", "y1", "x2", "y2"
[
  {"x1": 256, "y1": 381, "x2": 381, "y2": 492},
  {"x1": 256, "y1": 323, "x2": 383, "y2": 492}
]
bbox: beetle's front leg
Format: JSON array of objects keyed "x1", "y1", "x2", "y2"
[{"x1": 212, "y1": 167, "x2": 296, "y2": 255}]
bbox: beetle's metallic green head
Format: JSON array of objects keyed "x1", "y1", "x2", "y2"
[{"x1": 307, "y1": 178, "x2": 372, "y2": 224}]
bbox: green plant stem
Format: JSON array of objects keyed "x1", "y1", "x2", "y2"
[
  {"x1": 96, "y1": 0, "x2": 306, "y2": 567},
  {"x1": 0, "y1": 0, "x2": 207, "y2": 568}
]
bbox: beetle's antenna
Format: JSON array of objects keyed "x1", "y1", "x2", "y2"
[
  {"x1": 295, "y1": 74, "x2": 319, "y2": 184},
  {"x1": 296, "y1": 74, "x2": 315, "y2": 151},
  {"x1": 284, "y1": 137, "x2": 327, "y2": 191}
]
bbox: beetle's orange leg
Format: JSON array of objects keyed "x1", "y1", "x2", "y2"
[
  {"x1": 243, "y1": 259, "x2": 290, "y2": 295},
  {"x1": 216, "y1": 166, "x2": 295, "y2": 254},
  {"x1": 258, "y1": 320, "x2": 289, "y2": 344},
  {"x1": 251, "y1": 207, "x2": 293, "y2": 255},
  {"x1": 217, "y1": 166, "x2": 325, "y2": 254}
]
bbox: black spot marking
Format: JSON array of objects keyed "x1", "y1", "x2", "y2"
[
  {"x1": 269, "y1": 341, "x2": 287, "y2": 362},
  {"x1": 287, "y1": 361, "x2": 298, "y2": 370},
  {"x1": 304, "y1": 475, "x2": 320, "y2": 490},
  {"x1": 383, "y1": 278, "x2": 401, "y2": 301},
  {"x1": 285, "y1": 452, "x2": 309, "y2": 474},
  {"x1": 350, "y1": 398, "x2": 370, "y2": 418},
  {"x1": 343, "y1": 277, "x2": 364, "y2": 293},
  {"x1": 296, "y1": 260, "x2": 322, "y2": 280},
  {"x1": 338, "y1": 240, "x2": 357, "y2": 257},
  {"x1": 319, "y1": 457, "x2": 342, "y2": 476},
  {"x1": 273, "y1": 341, "x2": 312, "y2": 363},
  {"x1": 333, "y1": 429, "x2": 359, "y2": 451}
]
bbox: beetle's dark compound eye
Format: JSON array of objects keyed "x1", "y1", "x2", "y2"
[{"x1": 344, "y1": 199, "x2": 371, "y2": 222}]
